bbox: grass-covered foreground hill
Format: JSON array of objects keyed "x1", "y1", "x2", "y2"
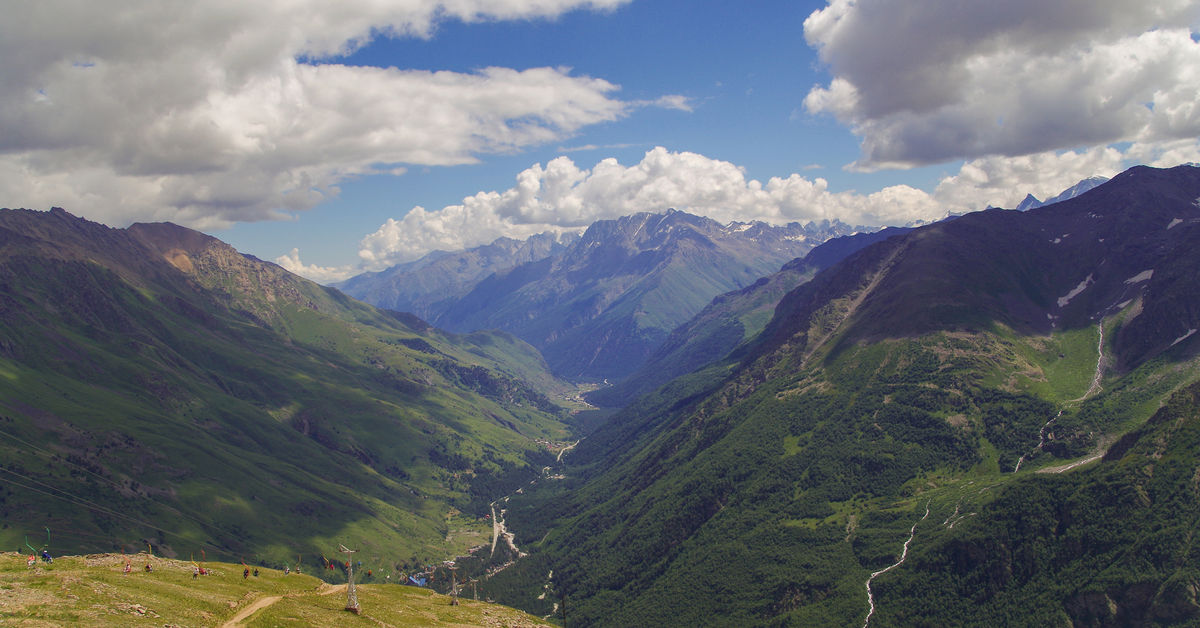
[
  {"x1": 0, "y1": 207, "x2": 577, "y2": 574},
  {"x1": 0, "y1": 552, "x2": 549, "y2": 626},
  {"x1": 484, "y1": 165, "x2": 1200, "y2": 625}
]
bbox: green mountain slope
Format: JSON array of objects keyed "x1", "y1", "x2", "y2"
[
  {"x1": 481, "y1": 165, "x2": 1200, "y2": 625},
  {"x1": 0, "y1": 208, "x2": 574, "y2": 573},
  {"x1": 586, "y1": 226, "x2": 914, "y2": 408},
  {"x1": 433, "y1": 210, "x2": 860, "y2": 381},
  {"x1": 871, "y1": 378, "x2": 1200, "y2": 626}
]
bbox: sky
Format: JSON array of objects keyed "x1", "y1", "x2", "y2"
[{"x1": 3, "y1": 0, "x2": 1199, "y2": 283}]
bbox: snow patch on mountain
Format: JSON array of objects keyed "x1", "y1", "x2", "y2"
[
  {"x1": 1018, "y1": 176, "x2": 1109, "y2": 211},
  {"x1": 1057, "y1": 274, "x2": 1093, "y2": 308},
  {"x1": 1168, "y1": 218, "x2": 1183, "y2": 229},
  {"x1": 1170, "y1": 329, "x2": 1197, "y2": 348},
  {"x1": 1124, "y1": 270, "x2": 1154, "y2": 284}
]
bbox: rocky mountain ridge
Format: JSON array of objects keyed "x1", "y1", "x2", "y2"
[{"x1": 381, "y1": 209, "x2": 866, "y2": 380}]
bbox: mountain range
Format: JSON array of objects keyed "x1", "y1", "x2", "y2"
[
  {"x1": 585, "y1": 225, "x2": 915, "y2": 408},
  {"x1": 337, "y1": 231, "x2": 579, "y2": 323},
  {"x1": 4, "y1": 165, "x2": 1200, "y2": 626},
  {"x1": 480, "y1": 165, "x2": 1200, "y2": 625},
  {"x1": 340, "y1": 210, "x2": 867, "y2": 381},
  {"x1": 1015, "y1": 175, "x2": 1109, "y2": 211}
]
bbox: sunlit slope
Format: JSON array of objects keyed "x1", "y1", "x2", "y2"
[
  {"x1": 0, "y1": 552, "x2": 550, "y2": 627},
  {"x1": 0, "y1": 208, "x2": 573, "y2": 572}
]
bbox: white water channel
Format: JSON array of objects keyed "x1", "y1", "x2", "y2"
[
  {"x1": 1014, "y1": 322, "x2": 1105, "y2": 472},
  {"x1": 862, "y1": 501, "x2": 930, "y2": 628},
  {"x1": 863, "y1": 322, "x2": 1107, "y2": 624}
]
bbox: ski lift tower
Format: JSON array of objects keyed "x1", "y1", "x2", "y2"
[
  {"x1": 448, "y1": 564, "x2": 460, "y2": 606},
  {"x1": 340, "y1": 544, "x2": 361, "y2": 614}
]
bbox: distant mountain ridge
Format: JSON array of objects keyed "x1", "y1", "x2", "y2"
[
  {"x1": 342, "y1": 209, "x2": 868, "y2": 381},
  {"x1": 337, "y1": 231, "x2": 579, "y2": 322},
  {"x1": 759, "y1": 165, "x2": 1200, "y2": 370},
  {"x1": 585, "y1": 225, "x2": 915, "y2": 407},
  {"x1": 434, "y1": 210, "x2": 866, "y2": 380},
  {"x1": 1016, "y1": 175, "x2": 1109, "y2": 211}
]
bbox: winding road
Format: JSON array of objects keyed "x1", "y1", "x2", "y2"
[{"x1": 488, "y1": 442, "x2": 578, "y2": 563}]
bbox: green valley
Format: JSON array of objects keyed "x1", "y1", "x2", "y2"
[
  {"x1": 0, "y1": 209, "x2": 579, "y2": 578},
  {"x1": 476, "y1": 166, "x2": 1200, "y2": 626}
]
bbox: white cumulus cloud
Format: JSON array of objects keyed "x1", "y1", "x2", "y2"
[
  {"x1": 0, "y1": 0, "x2": 638, "y2": 230},
  {"x1": 357, "y1": 146, "x2": 947, "y2": 267},
  {"x1": 803, "y1": 0, "x2": 1200, "y2": 169},
  {"x1": 274, "y1": 248, "x2": 357, "y2": 284},
  {"x1": 354, "y1": 141, "x2": 1200, "y2": 271}
]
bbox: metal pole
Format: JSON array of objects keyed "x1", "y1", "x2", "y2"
[{"x1": 340, "y1": 545, "x2": 361, "y2": 614}]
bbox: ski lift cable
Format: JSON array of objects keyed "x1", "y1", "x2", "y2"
[
  {"x1": 0, "y1": 435, "x2": 243, "y2": 548},
  {"x1": 0, "y1": 466, "x2": 156, "y2": 527},
  {"x1": 0, "y1": 425, "x2": 402, "y2": 564},
  {"x1": 1, "y1": 469, "x2": 192, "y2": 545},
  {"x1": 0, "y1": 464, "x2": 226, "y2": 545},
  {"x1": 1, "y1": 422, "x2": 411, "y2": 546},
  {"x1": 0, "y1": 427, "x2": 131, "y2": 493},
  {"x1": 0, "y1": 467, "x2": 229, "y2": 555}
]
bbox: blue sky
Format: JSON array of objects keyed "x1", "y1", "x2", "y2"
[
  {"x1": 219, "y1": 0, "x2": 896, "y2": 269},
  {"x1": 4, "y1": 1, "x2": 1199, "y2": 282}
]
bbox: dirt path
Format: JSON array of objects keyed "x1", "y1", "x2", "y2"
[
  {"x1": 221, "y1": 584, "x2": 347, "y2": 627},
  {"x1": 221, "y1": 594, "x2": 283, "y2": 627},
  {"x1": 1038, "y1": 452, "x2": 1104, "y2": 474},
  {"x1": 556, "y1": 440, "x2": 578, "y2": 463},
  {"x1": 490, "y1": 503, "x2": 502, "y2": 557},
  {"x1": 318, "y1": 583, "x2": 348, "y2": 595}
]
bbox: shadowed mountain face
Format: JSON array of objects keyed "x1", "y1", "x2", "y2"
[
  {"x1": 428, "y1": 210, "x2": 863, "y2": 380},
  {"x1": 0, "y1": 207, "x2": 573, "y2": 569},
  {"x1": 483, "y1": 165, "x2": 1200, "y2": 626},
  {"x1": 761, "y1": 165, "x2": 1200, "y2": 370}
]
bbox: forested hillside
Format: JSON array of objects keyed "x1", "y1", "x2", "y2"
[{"x1": 482, "y1": 165, "x2": 1200, "y2": 625}]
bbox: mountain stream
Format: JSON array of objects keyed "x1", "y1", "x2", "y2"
[
  {"x1": 1014, "y1": 322, "x2": 1105, "y2": 472},
  {"x1": 862, "y1": 501, "x2": 930, "y2": 628},
  {"x1": 863, "y1": 323, "x2": 1107, "y2": 624}
]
